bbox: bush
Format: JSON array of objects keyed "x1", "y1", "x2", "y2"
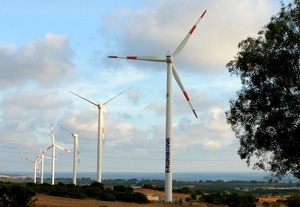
[
  {"x1": 226, "y1": 193, "x2": 240, "y2": 207},
  {"x1": 131, "y1": 192, "x2": 150, "y2": 203},
  {"x1": 81, "y1": 185, "x2": 103, "y2": 198},
  {"x1": 240, "y1": 193, "x2": 256, "y2": 207},
  {"x1": 175, "y1": 187, "x2": 196, "y2": 194},
  {"x1": 113, "y1": 185, "x2": 126, "y2": 192},
  {"x1": 98, "y1": 191, "x2": 116, "y2": 201},
  {"x1": 0, "y1": 183, "x2": 36, "y2": 207},
  {"x1": 90, "y1": 181, "x2": 104, "y2": 190},
  {"x1": 142, "y1": 184, "x2": 153, "y2": 189},
  {"x1": 286, "y1": 194, "x2": 300, "y2": 207},
  {"x1": 48, "y1": 184, "x2": 86, "y2": 199},
  {"x1": 201, "y1": 193, "x2": 224, "y2": 205}
]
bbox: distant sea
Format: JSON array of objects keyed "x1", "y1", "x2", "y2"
[{"x1": 2, "y1": 171, "x2": 298, "y2": 183}]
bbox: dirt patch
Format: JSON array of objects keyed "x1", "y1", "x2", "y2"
[
  {"x1": 258, "y1": 196, "x2": 287, "y2": 202},
  {"x1": 135, "y1": 188, "x2": 190, "y2": 200}
]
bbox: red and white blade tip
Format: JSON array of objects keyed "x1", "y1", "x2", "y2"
[
  {"x1": 183, "y1": 91, "x2": 198, "y2": 119},
  {"x1": 189, "y1": 10, "x2": 207, "y2": 35},
  {"x1": 201, "y1": 10, "x2": 207, "y2": 18},
  {"x1": 108, "y1": 56, "x2": 136, "y2": 59}
]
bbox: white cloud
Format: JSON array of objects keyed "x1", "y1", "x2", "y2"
[
  {"x1": 202, "y1": 140, "x2": 221, "y2": 150},
  {"x1": 0, "y1": 33, "x2": 75, "y2": 88},
  {"x1": 101, "y1": 0, "x2": 280, "y2": 73}
]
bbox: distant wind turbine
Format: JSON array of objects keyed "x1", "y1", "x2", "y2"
[
  {"x1": 21, "y1": 157, "x2": 40, "y2": 183},
  {"x1": 108, "y1": 10, "x2": 207, "y2": 202},
  {"x1": 48, "y1": 124, "x2": 72, "y2": 185},
  {"x1": 36, "y1": 148, "x2": 53, "y2": 184},
  {"x1": 69, "y1": 87, "x2": 132, "y2": 182},
  {"x1": 58, "y1": 121, "x2": 97, "y2": 185}
]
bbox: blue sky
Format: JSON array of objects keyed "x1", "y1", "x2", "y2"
[{"x1": 0, "y1": 0, "x2": 285, "y2": 175}]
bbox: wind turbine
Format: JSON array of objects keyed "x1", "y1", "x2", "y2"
[
  {"x1": 108, "y1": 10, "x2": 207, "y2": 202},
  {"x1": 48, "y1": 124, "x2": 72, "y2": 185},
  {"x1": 21, "y1": 157, "x2": 40, "y2": 183},
  {"x1": 36, "y1": 148, "x2": 53, "y2": 184},
  {"x1": 69, "y1": 87, "x2": 132, "y2": 182},
  {"x1": 58, "y1": 121, "x2": 97, "y2": 185}
]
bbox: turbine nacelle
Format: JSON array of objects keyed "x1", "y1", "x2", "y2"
[{"x1": 166, "y1": 55, "x2": 173, "y2": 63}]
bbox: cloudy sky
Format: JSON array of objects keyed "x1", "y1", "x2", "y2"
[{"x1": 0, "y1": 0, "x2": 286, "y2": 176}]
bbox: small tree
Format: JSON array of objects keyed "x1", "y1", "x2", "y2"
[{"x1": 239, "y1": 193, "x2": 256, "y2": 207}]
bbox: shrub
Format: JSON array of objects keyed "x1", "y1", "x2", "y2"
[
  {"x1": 239, "y1": 193, "x2": 256, "y2": 207},
  {"x1": 226, "y1": 193, "x2": 240, "y2": 207},
  {"x1": 131, "y1": 192, "x2": 150, "y2": 203},
  {"x1": 81, "y1": 185, "x2": 103, "y2": 198},
  {"x1": 201, "y1": 193, "x2": 224, "y2": 205},
  {"x1": 98, "y1": 191, "x2": 116, "y2": 201},
  {"x1": 0, "y1": 183, "x2": 36, "y2": 207},
  {"x1": 142, "y1": 184, "x2": 153, "y2": 189},
  {"x1": 285, "y1": 194, "x2": 300, "y2": 207}
]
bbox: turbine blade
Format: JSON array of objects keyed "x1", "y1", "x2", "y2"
[
  {"x1": 21, "y1": 158, "x2": 34, "y2": 162},
  {"x1": 69, "y1": 91, "x2": 99, "y2": 107},
  {"x1": 172, "y1": 65, "x2": 198, "y2": 118},
  {"x1": 77, "y1": 150, "x2": 80, "y2": 163},
  {"x1": 57, "y1": 124, "x2": 73, "y2": 135},
  {"x1": 55, "y1": 144, "x2": 72, "y2": 153},
  {"x1": 78, "y1": 120, "x2": 97, "y2": 135},
  {"x1": 102, "y1": 127, "x2": 105, "y2": 145},
  {"x1": 46, "y1": 145, "x2": 53, "y2": 151},
  {"x1": 108, "y1": 56, "x2": 165, "y2": 62},
  {"x1": 103, "y1": 86, "x2": 133, "y2": 106},
  {"x1": 172, "y1": 10, "x2": 207, "y2": 57},
  {"x1": 51, "y1": 124, "x2": 55, "y2": 145},
  {"x1": 36, "y1": 162, "x2": 41, "y2": 174}
]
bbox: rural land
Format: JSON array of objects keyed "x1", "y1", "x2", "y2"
[{"x1": 1, "y1": 173, "x2": 299, "y2": 207}]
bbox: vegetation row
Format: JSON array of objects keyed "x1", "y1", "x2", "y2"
[{"x1": 1, "y1": 181, "x2": 300, "y2": 207}]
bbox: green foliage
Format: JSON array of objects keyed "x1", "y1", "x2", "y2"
[
  {"x1": 285, "y1": 194, "x2": 300, "y2": 207},
  {"x1": 226, "y1": 0, "x2": 300, "y2": 179},
  {"x1": 131, "y1": 192, "x2": 150, "y2": 203},
  {"x1": 0, "y1": 182, "x2": 36, "y2": 207},
  {"x1": 201, "y1": 193, "x2": 224, "y2": 205},
  {"x1": 81, "y1": 185, "x2": 103, "y2": 198},
  {"x1": 113, "y1": 185, "x2": 126, "y2": 192},
  {"x1": 174, "y1": 186, "x2": 196, "y2": 194},
  {"x1": 262, "y1": 201, "x2": 270, "y2": 207},
  {"x1": 190, "y1": 193, "x2": 197, "y2": 200},
  {"x1": 239, "y1": 193, "x2": 256, "y2": 207},
  {"x1": 113, "y1": 185, "x2": 133, "y2": 193},
  {"x1": 48, "y1": 184, "x2": 86, "y2": 199},
  {"x1": 201, "y1": 192, "x2": 256, "y2": 207},
  {"x1": 90, "y1": 181, "x2": 104, "y2": 190},
  {"x1": 142, "y1": 183, "x2": 153, "y2": 189},
  {"x1": 270, "y1": 202, "x2": 280, "y2": 207},
  {"x1": 226, "y1": 193, "x2": 240, "y2": 207},
  {"x1": 98, "y1": 191, "x2": 116, "y2": 201},
  {"x1": 196, "y1": 189, "x2": 205, "y2": 195}
]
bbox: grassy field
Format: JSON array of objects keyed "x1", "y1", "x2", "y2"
[
  {"x1": 35, "y1": 194, "x2": 208, "y2": 207},
  {"x1": 34, "y1": 189, "x2": 287, "y2": 207}
]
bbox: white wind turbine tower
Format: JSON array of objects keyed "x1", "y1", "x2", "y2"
[
  {"x1": 58, "y1": 121, "x2": 97, "y2": 185},
  {"x1": 108, "y1": 10, "x2": 207, "y2": 202},
  {"x1": 69, "y1": 87, "x2": 132, "y2": 182},
  {"x1": 48, "y1": 124, "x2": 72, "y2": 185}
]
